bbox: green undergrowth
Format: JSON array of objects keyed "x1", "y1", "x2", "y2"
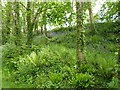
[
  {"x1": 2, "y1": 26, "x2": 119, "y2": 88},
  {"x1": 3, "y1": 44, "x2": 96, "y2": 88}
]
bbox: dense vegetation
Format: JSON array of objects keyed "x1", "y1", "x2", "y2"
[{"x1": 1, "y1": 1, "x2": 120, "y2": 88}]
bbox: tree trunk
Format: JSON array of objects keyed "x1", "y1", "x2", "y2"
[
  {"x1": 23, "y1": 16, "x2": 26, "y2": 34},
  {"x1": 40, "y1": 25, "x2": 43, "y2": 34},
  {"x1": 43, "y1": 2, "x2": 48, "y2": 37},
  {"x1": 35, "y1": 22, "x2": 38, "y2": 35},
  {"x1": 118, "y1": 1, "x2": 120, "y2": 62},
  {"x1": 14, "y1": 2, "x2": 21, "y2": 45},
  {"x1": 118, "y1": 48, "x2": 120, "y2": 62},
  {"x1": 44, "y1": 24, "x2": 47, "y2": 37},
  {"x1": 76, "y1": 2, "x2": 84, "y2": 66},
  {"x1": 2, "y1": 2, "x2": 11, "y2": 44},
  {"x1": 26, "y1": 1, "x2": 33, "y2": 47},
  {"x1": 88, "y1": 2, "x2": 96, "y2": 34}
]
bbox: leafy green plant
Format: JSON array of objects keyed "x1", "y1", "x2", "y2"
[
  {"x1": 90, "y1": 35, "x2": 102, "y2": 43},
  {"x1": 35, "y1": 74, "x2": 53, "y2": 88},
  {"x1": 49, "y1": 73, "x2": 64, "y2": 84},
  {"x1": 85, "y1": 48, "x2": 117, "y2": 79},
  {"x1": 2, "y1": 43, "x2": 20, "y2": 69},
  {"x1": 79, "y1": 64, "x2": 97, "y2": 74},
  {"x1": 7, "y1": 44, "x2": 76, "y2": 87},
  {"x1": 107, "y1": 77, "x2": 120, "y2": 88},
  {"x1": 70, "y1": 73, "x2": 95, "y2": 88}
]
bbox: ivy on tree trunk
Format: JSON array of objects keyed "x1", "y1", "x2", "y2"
[
  {"x1": 2, "y1": 2, "x2": 11, "y2": 44},
  {"x1": 14, "y1": 2, "x2": 21, "y2": 46},
  {"x1": 76, "y1": 2, "x2": 85, "y2": 66},
  {"x1": 26, "y1": 1, "x2": 33, "y2": 47}
]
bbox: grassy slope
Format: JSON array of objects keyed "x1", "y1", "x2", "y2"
[
  {"x1": 33, "y1": 26, "x2": 118, "y2": 78},
  {"x1": 2, "y1": 25, "x2": 119, "y2": 88}
]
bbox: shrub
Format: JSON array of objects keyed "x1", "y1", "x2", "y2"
[
  {"x1": 70, "y1": 73, "x2": 95, "y2": 88},
  {"x1": 2, "y1": 43, "x2": 20, "y2": 69},
  {"x1": 85, "y1": 48, "x2": 117, "y2": 80},
  {"x1": 107, "y1": 77, "x2": 120, "y2": 88},
  {"x1": 49, "y1": 73, "x2": 64, "y2": 84},
  {"x1": 10, "y1": 44, "x2": 77, "y2": 88}
]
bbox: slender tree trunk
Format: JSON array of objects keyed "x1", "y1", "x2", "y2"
[
  {"x1": 23, "y1": 16, "x2": 26, "y2": 34},
  {"x1": 32, "y1": 1, "x2": 36, "y2": 34},
  {"x1": 2, "y1": 16, "x2": 10, "y2": 44},
  {"x1": 14, "y1": 2, "x2": 21, "y2": 45},
  {"x1": 43, "y1": 2, "x2": 48, "y2": 37},
  {"x1": 6, "y1": 13, "x2": 11, "y2": 39},
  {"x1": 22, "y1": 5, "x2": 27, "y2": 35},
  {"x1": 34, "y1": 18, "x2": 39, "y2": 36},
  {"x1": 76, "y1": 2, "x2": 84, "y2": 66},
  {"x1": 41, "y1": 25, "x2": 43, "y2": 34},
  {"x1": 44, "y1": 24, "x2": 47, "y2": 36},
  {"x1": 118, "y1": 48, "x2": 120, "y2": 62},
  {"x1": 2, "y1": 2, "x2": 11, "y2": 44},
  {"x1": 118, "y1": 1, "x2": 120, "y2": 62},
  {"x1": 2, "y1": 23, "x2": 7, "y2": 45},
  {"x1": 68, "y1": 2, "x2": 73, "y2": 29},
  {"x1": 26, "y1": 1, "x2": 33, "y2": 46},
  {"x1": 88, "y1": 2, "x2": 96, "y2": 34}
]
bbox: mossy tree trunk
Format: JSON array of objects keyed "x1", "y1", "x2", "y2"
[
  {"x1": 2, "y1": 2, "x2": 12, "y2": 45},
  {"x1": 14, "y1": 2, "x2": 21, "y2": 45},
  {"x1": 43, "y1": 2, "x2": 48, "y2": 37},
  {"x1": 26, "y1": 1, "x2": 33, "y2": 47},
  {"x1": 117, "y1": 2, "x2": 120, "y2": 79},
  {"x1": 76, "y1": 2, "x2": 84, "y2": 66}
]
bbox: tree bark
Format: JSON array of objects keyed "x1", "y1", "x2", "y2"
[
  {"x1": 14, "y1": 2, "x2": 21, "y2": 45},
  {"x1": 23, "y1": 16, "x2": 26, "y2": 34},
  {"x1": 26, "y1": 1, "x2": 33, "y2": 47},
  {"x1": 118, "y1": 1, "x2": 120, "y2": 62},
  {"x1": 2, "y1": 2, "x2": 11, "y2": 44},
  {"x1": 43, "y1": 2, "x2": 48, "y2": 37},
  {"x1": 40, "y1": 25, "x2": 43, "y2": 34},
  {"x1": 88, "y1": 2, "x2": 96, "y2": 34},
  {"x1": 34, "y1": 21, "x2": 39, "y2": 35},
  {"x1": 76, "y1": 2, "x2": 84, "y2": 66}
]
